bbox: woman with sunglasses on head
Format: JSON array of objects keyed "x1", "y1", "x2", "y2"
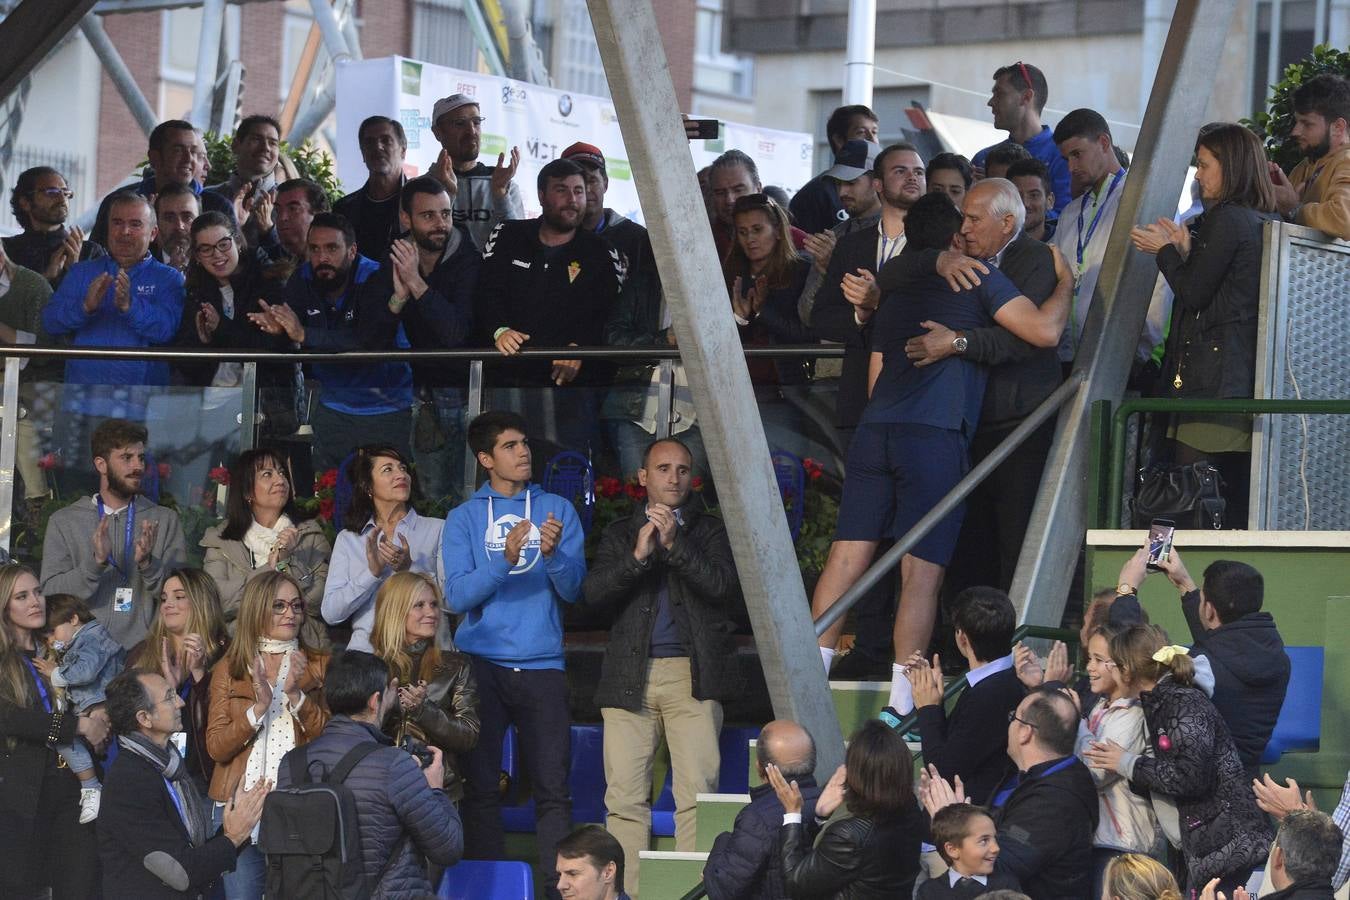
[
  {"x1": 0, "y1": 562, "x2": 109, "y2": 899},
  {"x1": 201, "y1": 448, "x2": 332, "y2": 649},
  {"x1": 126, "y1": 567, "x2": 229, "y2": 786},
  {"x1": 206, "y1": 570, "x2": 329, "y2": 899},
  {"x1": 322, "y1": 444, "x2": 445, "y2": 653},
  {"x1": 723, "y1": 193, "x2": 815, "y2": 386}
]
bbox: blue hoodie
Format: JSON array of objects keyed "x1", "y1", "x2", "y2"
[{"x1": 441, "y1": 482, "x2": 586, "y2": 669}]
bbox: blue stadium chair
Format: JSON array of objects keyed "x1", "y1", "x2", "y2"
[
  {"x1": 501, "y1": 724, "x2": 607, "y2": 831},
  {"x1": 771, "y1": 449, "x2": 805, "y2": 541},
  {"x1": 1259, "y1": 646, "x2": 1324, "y2": 764},
  {"x1": 542, "y1": 451, "x2": 595, "y2": 533},
  {"x1": 651, "y1": 726, "x2": 758, "y2": 837},
  {"x1": 438, "y1": 860, "x2": 533, "y2": 899}
]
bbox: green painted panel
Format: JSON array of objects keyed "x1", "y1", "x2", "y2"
[
  {"x1": 696, "y1": 796, "x2": 749, "y2": 851},
  {"x1": 639, "y1": 854, "x2": 709, "y2": 900}
]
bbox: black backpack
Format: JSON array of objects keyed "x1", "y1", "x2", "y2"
[{"x1": 259, "y1": 741, "x2": 389, "y2": 900}]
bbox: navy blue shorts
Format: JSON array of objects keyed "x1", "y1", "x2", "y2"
[{"x1": 834, "y1": 422, "x2": 970, "y2": 566}]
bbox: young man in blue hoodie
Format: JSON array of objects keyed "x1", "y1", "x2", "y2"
[{"x1": 442, "y1": 410, "x2": 586, "y2": 896}]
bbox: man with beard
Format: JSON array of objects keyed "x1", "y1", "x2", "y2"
[
  {"x1": 254, "y1": 212, "x2": 412, "y2": 470},
  {"x1": 40, "y1": 418, "x2": 187, "y2": 649},
  {"x1": 335, "y1": 115, "x2": 409, "y2": 262},
  {"x1": 428, "y1": 93, "x2": 523, "y2": 250},
  {"x1": 91, "y1": 120, "x2": 232, "y2": 248},
  {"x1": 1269, "y1": 73, "x2": 1350, "y2": 241},
  {"x1": 382, "y1": 175, "x2": 480, "y2": 501},
  {"x1": 4, "y1": 166, "x2": 106, "y2": 286},
  {"x1": 474, "y1": 158, "x2": 625, "y2": 460},
  {"x1": 206, "y1": 114, "x2": 283, "y2": 257},
  {"x1": 273, "y1": 177, "x2": 330, "y2": 262},
  {"x1": 808, "y1": 142, "x2": 926, "y2": 680},
  {"x1": 43, "y1": 192, "x2": 184, "y2": 428},
  {"x1": 796, "y1": 139, "x2": 885, "y2": 326},
  {"x1": 150, "y1": 183, "x2": 199, "y2": 272}
]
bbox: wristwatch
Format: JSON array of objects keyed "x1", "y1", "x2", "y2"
[
  {"x1": 951, "y1": 333, "x2": 968, "y2": 354},
  {"x1": 1116, "y1": 582, "x2": 1136, "y2": 596}
]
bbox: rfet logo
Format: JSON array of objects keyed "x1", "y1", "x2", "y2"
[
  {"x1": 758, "y1": 139, "x2": 776, "y2": 156},
  {"x1": 455, "y1": 82, "x2": 477, "y2": 98},
  {"x1": 558, "y1": 93, "x2": 573, "y2": 117},
  {"x1": 502, "y1": 85, "x2": 528, "y2": 105}
]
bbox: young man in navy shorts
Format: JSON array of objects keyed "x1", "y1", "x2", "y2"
[{"x1": 809, "y1": 185, "x2": 1073, "y2": 723}]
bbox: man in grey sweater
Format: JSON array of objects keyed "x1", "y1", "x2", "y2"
[{"x1": 40, "y1": 419, "x2": 186, "y2": 648}]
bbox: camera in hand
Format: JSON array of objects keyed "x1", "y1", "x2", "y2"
[{"x1": 400, "y1": 735, "x2": 435, "y2": 769}]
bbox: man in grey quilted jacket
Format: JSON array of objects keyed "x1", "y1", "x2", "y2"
[{"x1": 275, "y1": 650, "x2": 463, "y2": 898}]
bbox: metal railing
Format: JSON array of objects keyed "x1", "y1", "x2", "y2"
[
  {"x1": 675, "y1": 623, "x2": 1081, "y2": 900},
  {"x1": 1103, "y1": 397, "x2": 1350, "y2": 529}
]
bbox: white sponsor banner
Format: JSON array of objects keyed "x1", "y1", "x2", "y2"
[{"x1": 335, "y1": 57, "x2": 813, "y2": 225}]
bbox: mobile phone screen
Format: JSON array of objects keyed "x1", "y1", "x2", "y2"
[
  {"x1": 690, "y1": 118, "x2": 720, "y2": 140},
  {"x1": 1146, "y1": 519, "x2": 1175, "y2": 570}
]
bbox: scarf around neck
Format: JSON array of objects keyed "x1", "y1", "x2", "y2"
[
  {"x1": 119, "y1": 732, "x2": 210, "y2": 847},
  {"x1": 243, "y1": 514, "x2": 295, "y2": 568}
]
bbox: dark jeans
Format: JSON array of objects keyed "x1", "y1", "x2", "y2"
[
  {"x1": 5, "y1": 761, "x2": 99, "y2": 899},
  {"x1": 461, "y1": 658, "x2": 571, "y2": 900}
]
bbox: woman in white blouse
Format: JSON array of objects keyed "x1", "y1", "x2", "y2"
[
  {"x1": 321, "y1": 444, "x2": 444, "y2": 651},
  {"x1": 201, "y1": 448, "x2": 331, "y2": 649}
]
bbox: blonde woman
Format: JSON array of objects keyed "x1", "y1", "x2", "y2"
[
  {"x1": 1103, "y1": 853, "x2": 1183, "y2": 900},
  {"x1": 206, "y1": 570, "x2": 329, "y2": 899},
  {"x1": 370, "y1": 571, "x2": 479, "y2": 803},
  {"x1": 127, "y1": 567, "x2": 229, "y2": 785}
]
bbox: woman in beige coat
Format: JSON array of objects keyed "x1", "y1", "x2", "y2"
[{"x1": 201, "y1": 448, "x2": 332, "y2": 649}]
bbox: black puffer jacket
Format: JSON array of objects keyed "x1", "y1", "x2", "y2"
[
  {"x1": 276, "y1": 716, "x2": 463, "y2": 899},
  {"x1": 584, "y1": 506, "x2": 741, "y2": 711},
  {"x1": 1183, "y1": 591, "x2": 1290, "y2": 774},
  {"x1": 1129, "y1": 676, "x2": 1271, "y2": 885},
  {"x1": 382, "y1": 643, "x2": 480, "y2": 803},
  {"x1": 1156, "y1": 202, "x2": 1277, "y2": 400},
  {"x1": 991, "y1": 756, "x2": 1099, "y2": 900},
  {"x1": 704, "y1": 778, "x2": 821, "y2": 900},
  {"x1": 778, "y1": 802, "x2": 924, "y2": 899}
]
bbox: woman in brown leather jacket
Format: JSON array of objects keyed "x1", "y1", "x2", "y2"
[
  {"x1": 205, "y1": 569, "x2": 330, "y2": 899},
  {"x1": 370, "y1": 571, "x2": 479, "y2": 803}
]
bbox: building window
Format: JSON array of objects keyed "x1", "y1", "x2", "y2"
[
  {"x1": 412, "y1": 0, "x2": 480, "y2": 71},
  {"x1": 554, "y1": 0, "x2": 609, "y2": 98},
  {"x1": 694, "y1": 0, "x2": 752, "y2": 99},
  {"x1": 159, "y1": 7, "x2": 203, "y2": 120}
]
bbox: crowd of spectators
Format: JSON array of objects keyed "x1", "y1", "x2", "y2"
[{"x1": 0, "y1": 59, "x2": 1347, "y2": 900}]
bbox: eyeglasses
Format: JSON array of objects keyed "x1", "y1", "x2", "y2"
[
  {"x1": 194, "y1": 236, "x2": 235, "y2": 259},
  {"x1": 34, "y1": 187, "x2": 73, "y2": 200},
  {"x1": 271, "y1": 600, "x2": 306, "y2": 616},
  {"x1": 1007, "y1": 710, "x2": 1038, "y2": 729},
  {"x1": 447, "y1": 116, "x2": 486, "y2": 128},
  {"x1": 732, "y1": 193, "x2": 777, "y2": 214}
]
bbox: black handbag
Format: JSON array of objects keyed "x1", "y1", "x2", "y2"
[{"x1": 1132, "y1": 461, "x2": 1227, "y2": 529}]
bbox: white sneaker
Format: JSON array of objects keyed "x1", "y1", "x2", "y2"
[{"x1": 78, "y1": 786, "x2": 101, "y2": 824}]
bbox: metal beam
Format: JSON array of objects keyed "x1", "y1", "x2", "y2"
[
  {"x1": 843, "y1": 0, "x2": 876, "y2": 106},
  {"x1": 189, "y1": 0, "x2": 225, "y2": 128},
  {"x1": 585, "y1": 0, "x2": 846, "y2": 780},
  {"x1": 0, "y1": 0, "x2": 100, "y2": 101},
  {"x1": 307, "y1": 0, "x2": 354, "y2": 66},
  {"x1": 80, "y1": 14, "x2": 158, "y2": 136},
  {"x1": 1010, "y1": 0, "x2": 1240, "y2": 626}
]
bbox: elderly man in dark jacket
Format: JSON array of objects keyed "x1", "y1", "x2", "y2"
[
  {"x1": 704, "y1": 720, "x2": 821, "y2": 900},
  {"x1": 584, "y1": 436, "x2": 740, "y2": 898},
  {"x1": 276, "y1": 650, "x2": 462, "y2": 899}
]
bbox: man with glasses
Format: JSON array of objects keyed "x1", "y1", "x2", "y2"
[
  {"x1": 972, "y1": 63, "x2": 1070, "y2": 221},
  {"x1": 335, "y1": 115, "x2": 409, "y2": 262},
  {"x1": 922, "y1": 687, "x2": 1098, "y2": 899},
  {"x1": 428, "y1": 92, "x2": 523, "y2": 250},
  {"x1": 5, "y1": 166, "x2": 106, "y2": 286}
]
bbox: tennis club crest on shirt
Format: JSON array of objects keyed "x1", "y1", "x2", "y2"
[{"x1": 568, "y1": 261, "x2": 581, "y2": 283}]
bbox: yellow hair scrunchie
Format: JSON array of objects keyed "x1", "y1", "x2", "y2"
[{"x1": 1151, "y1": 645, "x2": 1190, "y2": 665}]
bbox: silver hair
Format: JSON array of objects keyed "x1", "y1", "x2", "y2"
[{"x1": 977, "y1": 177, "x2": 1026, "y2": 233}]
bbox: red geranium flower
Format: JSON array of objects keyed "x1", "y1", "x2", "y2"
[
  {"x1": 691, "y1": 476, "x2": 704, "y2": 492},
  {"x1": 595, "y1": 475, "x2": 622, "y2": 499},
  {"x1": 623, "y1": 481, "x2": 647, "y2": 501},
  {"x1": 208, "y1": 466, "x2": 230, "y2": 485},
  {"x1": 318, "y1": 497, "x2": 335, "y2": 521},
  {"x1": 318, "y1": 469, "x2": 339, "y2": 490},
  {"x1": 37, "y1": 452, "x2": 60, "y2": 471},
  {"x1": 157, "y1": 461, "x2": 173, "y2": 479}
]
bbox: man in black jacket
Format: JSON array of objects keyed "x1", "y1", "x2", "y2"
[
  {"x1": 1263, "y1": 810, "x2": 1345, "y2": 900},
  {"x1": 99, "y1": 668, "x2": 266, "y2": 899},
  {"x1": 584, "y1": 437, "x2": 739, "y2": 897},
  {"x1": 381, "y1": 175, "x2": 480, "y2": 502},
  {"x1": 1149, "y1": 549, "x2": 1290, "y2": 778},
  {"x1": 704, "y1": 720, "x2": 821, "y2": 900},
  {"x1": 808, "y1": 142, "x2": 926, "y2": 680},
  {"x1": 890, "y1": 178, "x2": 1060, "y2": 595},
  {"x1": 5, "y1": 165, "x2": 106, "y2": 286},
  {"x1": 923, "y1": 687, "x2": 1098, "y2": 900}
]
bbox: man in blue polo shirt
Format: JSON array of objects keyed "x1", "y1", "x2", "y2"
[
  {"x1": 973, "y1": 63, "x2": 1072, "y2": 220},
  {"x1": 809, "y1": 187, "x2": 1073, "y2": 723}
]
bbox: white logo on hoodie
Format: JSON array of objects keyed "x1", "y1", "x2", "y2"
[{"x1": 483, "y1": 494, "x2": 541, "y2": 574}]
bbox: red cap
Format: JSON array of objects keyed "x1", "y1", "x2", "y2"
[{"x1": 561, "y1": 141, "x2": 606, "y2": 171}]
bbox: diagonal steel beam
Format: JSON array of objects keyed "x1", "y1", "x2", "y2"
[
  {"x1": 80, "y1": 13, "x2": 158, "y2": 136},
  {"x1": 585, "y1": 0, "x2": 846, "y2": 779},
  {"x1": 0, "y1": 0, "x2": 100, "y2": 101},
  {"x1": 1010, "y1": 0, "x2": 1240, "y2": 626}
]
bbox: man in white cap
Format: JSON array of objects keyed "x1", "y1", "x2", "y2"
[{"x1": 428, "y1": 92, "x2": 524, "y2": 249}]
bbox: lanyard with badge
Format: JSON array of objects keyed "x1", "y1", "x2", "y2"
[
  {"x1": 97, "y1": 496, "x2": 137, "y2": 613},
  {"x1": 1069, "y1": 169, "x2": 1124, "y2": 352}
]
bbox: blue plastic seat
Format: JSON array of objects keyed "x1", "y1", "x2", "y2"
[
  {"x1": 1259, "y1": 646, "x2": 1324, "y2": 764},
  {"x1": 438, "y1": 859, "x2": 533, "y2": 899},
  {"x1": 771, "y1": 449, "x2": 805, "y2": 541},
  {"x1": 501, "y1": 724, "x2": 607, "y2": 831},
  {"x1": 542, "y1": 450, "x2": 595, "y2": 533},
  {"x1": 650, "y1": 726, "x2": 758, "y2": 837}
]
